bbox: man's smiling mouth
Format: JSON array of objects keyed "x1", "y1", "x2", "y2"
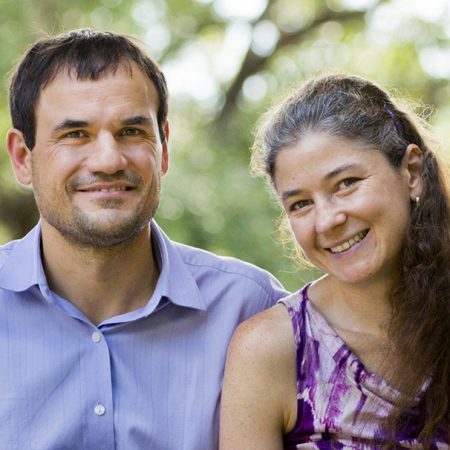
[{"x1": 81, "y1": 186, "x2": 132, "y2": 192}]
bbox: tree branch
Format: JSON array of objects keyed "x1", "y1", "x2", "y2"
[{"x1": 216, "y1": 8, "x2": 368, "y2": 124}]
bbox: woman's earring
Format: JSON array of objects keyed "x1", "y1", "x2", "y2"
[{"x1": 415, "y1": 196, "x2": 420, "y2": 204}]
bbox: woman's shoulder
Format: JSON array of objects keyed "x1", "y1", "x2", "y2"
[
  {"x1": 221, "y1": 297, "x2": 300, "y2": 446},
  {"x1": 231, "y1": 304, "x2": 292, "y2": 356},
  {"x1": 227, "y1": 288, "x2": 306, "y2": 368},
  {"x1": 223, "y1": 293, "x2": 299, "y2": 433}
]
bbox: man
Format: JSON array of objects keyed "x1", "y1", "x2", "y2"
[{"x1": 1, "y1": 29, "x2": 287, "y2": 449}]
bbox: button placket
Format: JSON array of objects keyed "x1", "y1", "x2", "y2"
[
  {"x1": 91, "y1": 331, "x2": 107, "y2": 419},
  {"x1": 80, "y1": 326, "x2": 115, "y2": 447}
]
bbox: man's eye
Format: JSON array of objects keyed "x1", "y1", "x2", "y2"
[
  {"x1": 64, "y1": 130, "x2": 86, "y2": 139},
  {"x1": 120, "y1": 128, "x2": 141, "y2": 136},
  {"x1": 337, "y1": 177, "x2": 360, "y2": 190}
]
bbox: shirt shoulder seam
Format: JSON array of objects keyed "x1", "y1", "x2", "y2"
[{"x1": 182, "y1": 259, "x2": 278, "y2": 300}]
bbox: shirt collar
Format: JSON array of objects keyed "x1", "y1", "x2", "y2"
[
  {"x1": 0, "y1": 221, "x2": 206, "y2": 312},
  {"x1": 0, "y1": 223, "x2": 45, "y2": 291},
  {"x1": 150, "y1": 221, "x2": 206, "y2": 311}
]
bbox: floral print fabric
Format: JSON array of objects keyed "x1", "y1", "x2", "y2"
[{"x1": 279, "y1": 284, "x2": 448, "y2": 449}]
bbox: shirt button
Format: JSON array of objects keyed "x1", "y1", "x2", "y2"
[
  {"x1": 91, "y1": 331, "x2": 102, "y2": 343},
  {"x1": 94, "y1": 403, "x2": 106, "y2": 416}
]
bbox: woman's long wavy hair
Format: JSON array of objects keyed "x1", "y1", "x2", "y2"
[{"x1": 251, "y1": 74, "x2": 450, "y2": 445}]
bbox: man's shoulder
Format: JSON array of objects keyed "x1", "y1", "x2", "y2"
[
  {"x1": 171, "y1": 240, "x2": 285, "y2": 295},
  {"x1": 174, "y1": 240, "x2": 267, "y2": 275}
]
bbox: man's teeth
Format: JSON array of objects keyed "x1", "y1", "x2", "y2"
[
  {"x1": 91, "y1": 187, "x2": 128, "y2": 192},
  {"x1": 330, "y1": 231, "x2": 367, "y2": 254}
]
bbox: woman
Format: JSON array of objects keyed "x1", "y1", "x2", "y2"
[{"x1": 220, "y1": 74, "x2": 449, "y2": 449}]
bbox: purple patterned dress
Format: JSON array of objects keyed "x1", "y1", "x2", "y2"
[{"x1": 279, "y1": 284, "x2": 449, "y2": 449}]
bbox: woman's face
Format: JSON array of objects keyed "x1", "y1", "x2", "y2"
[{"x1": 274, "y1": 132, "x2": 420, "y2": 287}]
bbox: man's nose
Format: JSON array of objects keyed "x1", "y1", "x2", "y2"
[{"x1": 86, "y1": 132, "x2": 127, "y2": 174}]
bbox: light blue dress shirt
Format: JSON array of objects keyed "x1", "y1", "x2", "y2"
[{"x1": 0, "y1": 221, "x2": 287, "y2": 450}]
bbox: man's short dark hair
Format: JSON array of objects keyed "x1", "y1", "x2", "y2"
[{"x1": 9, "y1": 28, "x2": 169, "y2": 149}]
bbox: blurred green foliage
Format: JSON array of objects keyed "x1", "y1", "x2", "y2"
[{"x1": 1, "y1": 0, "x2": 449, "y2": 291}]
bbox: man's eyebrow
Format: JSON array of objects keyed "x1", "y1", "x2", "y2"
[
  {"x1": 54, "y1": 119, "x2": 90, "y2": 132},
  {"x1": 280, "y1": 163, "x2": 362, "y2": 201},
  {"x1": 53, "y1": 116, "x2": 153, "y2": 132},
  {"x1": 121, "y1": 116, "x2": 153, "y2": 126}
]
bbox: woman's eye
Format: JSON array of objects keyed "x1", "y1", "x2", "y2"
[
  {"x1": 337, "y1": 177, "x2": 360, "y2": 190},
  {"x1": 290, "y1": 199, "x2": 312, "y2": 211}
]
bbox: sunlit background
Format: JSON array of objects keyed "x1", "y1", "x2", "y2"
[{"x1": 1, "y1": 0, "x2": 449, "y2": 290}]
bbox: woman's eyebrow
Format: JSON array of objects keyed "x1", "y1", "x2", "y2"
[
  {"x1": 281, "y1": 188, "x2": 303, "y2": 201},
  {"x1": 324, "y1": 163, "x2": 361, "y2": 181}
]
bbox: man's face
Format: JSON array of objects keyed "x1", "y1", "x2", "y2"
[{"x1": 23, "y1": 63, "x2": 168, "y2": 248}]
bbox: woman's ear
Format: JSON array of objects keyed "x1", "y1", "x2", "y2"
[
  {"x1": 6, "y1": 128, "x2": 33, "y2": 185},
  {"x1": 402, "y1": 143, "x2": 424, "y2": 201}
]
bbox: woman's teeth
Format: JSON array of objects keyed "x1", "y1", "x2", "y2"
[{"x1": 329, "y1": 230, "x2": 367, "y2": 254}]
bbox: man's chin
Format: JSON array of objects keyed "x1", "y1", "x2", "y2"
[
  {"x1": 47, "y1": 213, "x2": 152, "y2": 249},
  {"x1": 65, "y1": 222, "x2": 149, "y2": 249}
]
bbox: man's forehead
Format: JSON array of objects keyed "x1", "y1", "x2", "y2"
[
  {"x1": 37, "y1": 62, "x2": 159, "y2": 109},
  {"x1": 40, "y1": 60, "x2": 155, "y2": 94}
]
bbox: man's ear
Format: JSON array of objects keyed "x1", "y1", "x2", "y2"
[
  {"x1": 402, "y1": 143, "x2": 424, "y2": 201},
  {"x1": 161, "y1": 121, "x2": 169, "y2": 175},
  {"x1": 6, "y1": 128, "x2": 33, "y2": 185}
]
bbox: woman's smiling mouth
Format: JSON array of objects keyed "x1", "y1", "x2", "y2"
[{"x1": 328, "y1": 230, "x2": 369, "y2": 254}]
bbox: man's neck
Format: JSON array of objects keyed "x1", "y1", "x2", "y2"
[{"x1": 40, "y1": 222, "x2": 159, "y2": 325}]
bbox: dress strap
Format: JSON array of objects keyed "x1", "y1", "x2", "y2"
[
  {"x1": 278, "y1": 284, "x2": 311, "y2": 387},
  {"x1": 278, "y1": 285, "x2": 312, "y2": 447}
]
